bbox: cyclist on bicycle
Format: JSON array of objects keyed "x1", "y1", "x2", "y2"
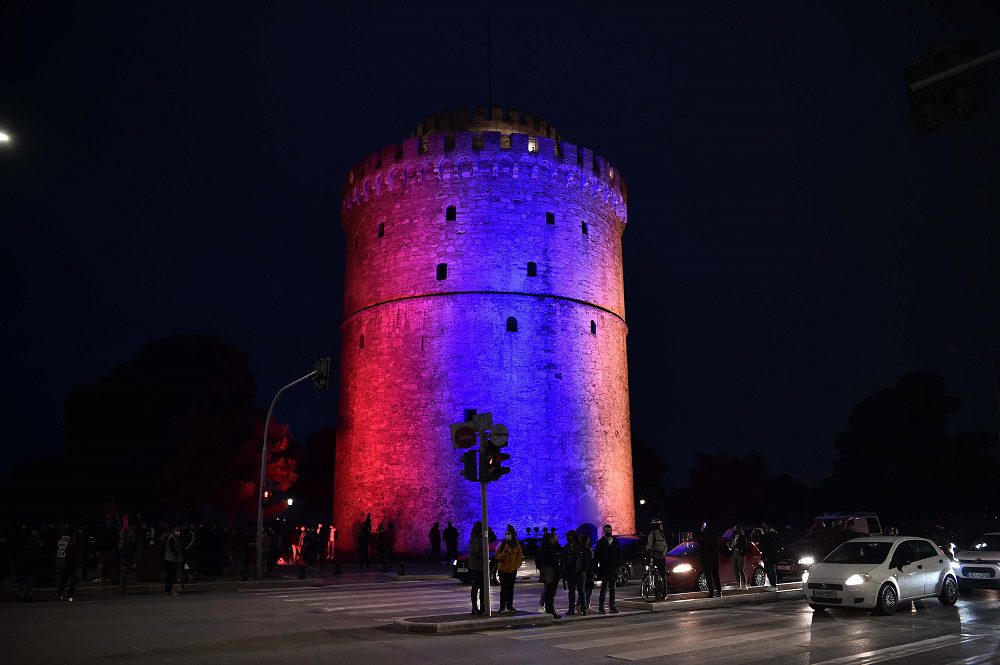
[{"x1": 645, "y1": 519, "x2": 669, "y2": 578}]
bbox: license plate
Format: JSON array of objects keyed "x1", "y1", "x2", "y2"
[
  {"x1": 457, "y1": 566, "x2": 468, "y2": 573},
  {"x1": 967, "y1": 572, "x2": 991, "y2": 579},
  {"x1": 777, "y1": 565, "x2": 793, "y2": 571},
  {"x1": 812, "y1": 590, "x2": 837, "y2": 598}
]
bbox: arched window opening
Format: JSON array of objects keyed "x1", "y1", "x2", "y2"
[
  {"x1": 527, "y1": 262, "x2": 537, "y2": 277},
  {"x1": 590, "y1": 320, "x2": 597, "y2": 335},
  {"x1": 506, "y1": 317, "x2": 518, "y2": 333},
  {"x1": 581, "y1": 221, "x2": 588, "y2": 235},
  {"x1": 436, "y1": 263, "x2": 447, "y2": 281},
  {"x1": 545, "y1": 211, "x2": 555, "y2": 225},
  {"x1": 446, "y1": 205, "x2": 457, "y2": 221}
]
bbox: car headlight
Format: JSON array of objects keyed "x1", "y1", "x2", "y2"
[
  {"x1": 844, "y1": 573, "x2": 870, "y2": 586},
  {"x1": 452, "y1": 559, "x2": 458, "y2": 566},
  {"x1": 672, "y1": 563, "x2": 693, "y2": 574},
  {"x1": 797, "y1": 556, "x2": 815, "y2": 566},
  {"x1": 801, "y1": 571, "x2": 809, "y2": 583}
]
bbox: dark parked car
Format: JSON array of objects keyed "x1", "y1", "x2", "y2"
[
  {"x1": 775, "y1": 529, "x2": 815, "y2": 580},
  {"x1": 609, "y1": 534, "x2": 646, "y2": 587}
]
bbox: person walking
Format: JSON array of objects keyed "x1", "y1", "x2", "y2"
[
  {"x1": 495, "y1": 525, "x2": 523, "y2": 614},
  {"x1": 468, "y1": 521, "x2": 486, "y2": 615},
  {"x1": 443, "y1": 520, "x2": 459, "y2": 563},
  {"x1": 759, "y1": 522, "x2": 781, "y2": 589},
  {"x1": 540, "y1": 531, "x2": 563, "y2": 618},
  {"x1": 428, "y1": 522, "x2": 441, "y2": 565},
  {"x1": 576, "y1": 533, "x2": 595, "y2": 614},
  {"x1": 357, "y1": 515, "x2": 372, "y2": 568},
  {"x1": 730, "y1": 525, "x2": 749, "y2": 589},
  {"x1": 594, "y1": 524, "x2": 620, "y2": 614},
  {"x1": 697, "y1": 521, "x2": 722, "y2": 597},
  {"x1": 57, "y1": 527, "x2": 86, "y2": 601},
  {"x1": 163, "y1": 526, "x2": 184, "y2": 595},
  {"x1": 562, "y1": 530, "x2": 580, "y2": 615}
]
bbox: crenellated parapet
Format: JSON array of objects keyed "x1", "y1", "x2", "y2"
[
  {"x1": 412, "y1": 106, "x2": 561, "y2": 141},
  {"x1": 341, "y1": 130, "x2": 628, "y2": 221}
]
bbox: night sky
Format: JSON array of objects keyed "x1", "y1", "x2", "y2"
[{"x1": 2, "y1": 1, "x2": 998, "y2": 489}]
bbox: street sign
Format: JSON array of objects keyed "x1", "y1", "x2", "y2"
[
  {"x1": 473, "y1": 412, "x2": 493, "y2": 432},
  {"x1": 450, "y1": 422, "x2": 477, "y2": 449},
  {"x1": 490, "y1": 424, "x2": 508, "y2": 447}
]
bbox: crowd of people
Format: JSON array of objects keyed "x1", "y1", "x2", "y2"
[{"x1": 0, "y1": 514, "x2": 339, "y2": 602}]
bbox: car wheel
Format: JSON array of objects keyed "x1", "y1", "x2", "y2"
[
  {"x1": 616, "y1": 564, "x2": 630, "y2": 587},
  {"x1": 938, "y1": 576, "x2": 958, "y2": 606},
  {"x1": 873, "y1": 583, "x2": 898, "y2": 616},
  {"x1": 752, "y1": 567, "x2": 766, "y2": 587},
  {"x1": 696, "y1": 573, "x2": 709, "y2": 592}
]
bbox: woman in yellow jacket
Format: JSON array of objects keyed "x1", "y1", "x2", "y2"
[{"x1": 495, "y1": 525, "x2": 524, "y2": 614}]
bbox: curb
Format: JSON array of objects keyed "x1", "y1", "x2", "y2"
[
  {"x1": 394, "y1": 575, "x2": 455, "y2": 582},
  {"x1": 393, "y1": 611, "x2": 554, "y2": 634},
  {"x1": 1, "y1": 577, "x2": 323, "y2": 602}
]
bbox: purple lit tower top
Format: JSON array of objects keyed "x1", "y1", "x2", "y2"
[{"x1": 334, "y1": 106, "x2": 634, "y2": 555}]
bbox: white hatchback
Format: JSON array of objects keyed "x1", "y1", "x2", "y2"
[{"x1": 802, "y1": 536, "x2": 958, "y2": 615}]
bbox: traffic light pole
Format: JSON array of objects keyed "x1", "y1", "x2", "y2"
[
  {"x1": 255, "y1": 370, "x2": 316, "y2": 581},
  {"x1": 478, "y1": 429, "x2": 491, "y2": 617},
  {"x1": 909, "y1": 46, "x2": 1000, "y2": 92}
]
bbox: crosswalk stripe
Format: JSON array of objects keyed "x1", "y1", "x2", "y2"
[
  {"x1": 606, "y1": 626, "x2": 813, "y2": 661},
  {"x1": 552, "y1": 614, "x2": 794, "y2": 651},
  {"x1": 807, "y1": 634, "x2": 984, "y2": 665}
]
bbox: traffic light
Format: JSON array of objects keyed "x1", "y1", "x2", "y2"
[
  {"x1": 314, "y1": 356, "x2": 331, "y2": 392},
  {"x1": 460, "y1": 450, "x2": 478, "y2": 482},
  {"x1": 906, "y1": 42, "x2": 987, "y2": 134},
  {"x1": 482, "y1": 439, "x2": 510, "y2": 482}
]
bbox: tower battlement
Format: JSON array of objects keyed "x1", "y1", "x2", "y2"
[
  {"x1": 413, "y1": 106, "x2": 561, "y2": 141},
  {"x1": 342, "y1": 131, "x2": 627, "y2": 217}
]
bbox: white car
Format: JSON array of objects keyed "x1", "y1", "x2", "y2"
[
  {"x1": 954, "y1": 532, "x2": 1000, "y2": 591},
  {"x1": 802, "y1": 536, "x2": 958, "y2": 615}
]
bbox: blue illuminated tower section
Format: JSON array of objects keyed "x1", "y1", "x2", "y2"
[{"x1": 334, "y1": 107, "x2": 634, "y2": 555}]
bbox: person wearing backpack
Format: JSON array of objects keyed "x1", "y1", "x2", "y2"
[
  {"x1": 495, "y1": 525, "x2": 523, "y2": 614},
  {"x1": 730, "y1": 525, "x2": 749, "y2": 589}
]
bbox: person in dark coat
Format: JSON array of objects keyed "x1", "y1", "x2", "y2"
[
  {"x1": 443, "y1": 521, "x2": 459, "y2": 563},
  {"x1": 562, "y1": 530, "x2": 580, "y2": 614},
  {"x1": 357, "y1": 514, "x2": 372, "y2": 568},
  {"x1": 575, "y1": 533, "x2": 595, "y2": 614},
  {"x1": 540, "y1": 531, "x2": 563, "y2": 618},
  {"x1": 468, "y1": 521, "x2": 485, "y2": 615},
  {"x1": 428, "y1": 522, "x2": 441, "y2": 564},
  {"x1": 697, "y1": 521, "x2": 722, "y2": 597},
  {"x1": 759, "y1": 522, "x2": 781, "y2": 588},
  {"x1": 593, "y1": 524, "x2": 621, "y2": 613},
  {"x1": 58, "y1": 527, "x2": 87, "y2": 601}
]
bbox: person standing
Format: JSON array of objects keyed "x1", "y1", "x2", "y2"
[
  {"x1": 57, "y1": 527, "x2": 86, "y2": 601},
  {"x1": 697, "y1": 521, "x2": 722, "y2": 597},
  {"x1": 759, "y1": 522, "x2": 781, "y2": 589},
  {"x1": 443, "y1": 520, "x2": 459, "y2": 563},
  {"x1": 562, "y1": 530, "x2": 580, "y2": 615},
  {"x1": 730, "y1": 525, "x2": 749, "y2": 589},
  {"x1": 163, "y1": 526, "x2": 184, "y2": 595},
  {"x1": 645, "y1": 519, "x2": 669, "y2": 581},
  {"x1": 468, "y1": 521, "x2": 485, "y2": 615},
  {"x1": 495, "y1": 525, "x2": 523, "y2": 614},
  {"x1": 357, "y1": 515, "x2": 372, "y2": 568},
  {"x1": 428, "y1": 522, "x2": 442, "y2": 565},
  {"x1": 540, "y1": 531, "x2": 563, "y2": 618},
  {"x1": 576, "y1": 533, "x2": 595, "y2": 614},
  {"x1": 594, "y1": 524, "x2": 621, "y2": 614}
]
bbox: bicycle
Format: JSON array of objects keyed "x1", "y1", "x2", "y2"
[{"x1": 640, "y1": 553, "x2": 666, "y2": 602}]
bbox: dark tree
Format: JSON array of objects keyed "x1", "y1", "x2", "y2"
[
  {"x1": 631, "y1": 435, "x2": 669, "y2": 520},
  {"x1": 295, "y1": 428, "x2": 336, "y2": 523}
]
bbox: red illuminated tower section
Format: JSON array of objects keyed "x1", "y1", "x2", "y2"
[{"x1": 335, "y1": 107, "x2": 634, "y2": 555}]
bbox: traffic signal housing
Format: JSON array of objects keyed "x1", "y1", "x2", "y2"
[
  {"x1": 314, "y1": 356, "x2": 331, "y2": 392},
  {"x1": 460, "y1": 450, "x2": 478, "y2": 482},
  {"x1": 482, "y1": 439, "x2": 510, "y2": 482}
]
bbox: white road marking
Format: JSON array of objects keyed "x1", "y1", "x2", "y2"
[{"x1": 808, "y1": 634, "x2": 984, "y2": 665}]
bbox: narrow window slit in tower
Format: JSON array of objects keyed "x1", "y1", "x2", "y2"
[
  {"x1": 506, "y1": 317, "x2": 518, "y2": 333},
  {"x1": 444, "y1": 134, "x2": 455, "y2": 152},
  {"x1": 446, "y1": 205, "x2": 457, "y2": 221},
  {"x1": 359, "y1": 334, "x2": 365, "y2": 349},
  {"x1": 581, "y1": 221, "x2": 588, "y2": 235},
  {"x1": 420, "y1": 335, "x2": 424, "y2": 351},
  {"x1": 590, "y1": 320, "x2": 597, "y2": 335},
  {"x1": 500, "y1": 135, "x2": 511, "y2": 150},
  {"x1": 545, "y1": 211, "x2": 555, "y2": 225},
  {"x1": 437, "y1": 263, "x2": 447, "y2": 281},
  {"x1": 527, "y1": 262, "x2": 537, "y2": 277},
  {"x1": 419, "y1": 136, "x2": 429, "y2": 155},
  {"x1": 377, "y1": 222, "x2": 385, "y2": 238},
  {"x1": 472, "y1": 134, "x2": 484, "y2": 151},
  {"x1": 528, "y1": 138, "x2": 537, "y2": 154}
]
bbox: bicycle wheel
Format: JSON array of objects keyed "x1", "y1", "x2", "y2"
[
  {"x1": 654, "y1": 573, "x2": 666, "y2": 600},
  {"x1": 641, "y1": 573, "x2": 658, "y2": 602}
]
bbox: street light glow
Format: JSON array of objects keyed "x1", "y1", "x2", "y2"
[
  {"x1": 0, "y1": 131, "x2": 10, "y2": 143},
  {"x1": 639, "y1": 498, "x2": 646, "y2": 505},
  {"x1": 286, "y1": 497, "x2": 294, "y2": 506}
]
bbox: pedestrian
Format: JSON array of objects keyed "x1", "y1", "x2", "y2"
[
  {"x1": 575, "y1": 533, "x2": 595, "y2": 614},
  {"x1": 428, "y1": 522, "x2": 441, "y2": 565},
  {"x1": 93, "y1": 517, "x2": 118, "y2": 583},
  {"x1": 593, "y1": 523, "x2": 621, "y2": 614},
  {"x1": 443, "y1": 520, "x2": 459, "y2": 563},
  {"x1": 163, "y1": 526, "x2": 184, "y2": 595},
  {"x1": 730, "y1": 525, "x2": 749, "y2": 589},
  {"x1": 468, "y1": 521, "x2": 486, "y2": 615},
  {"x1": 58, "y1": 527, "x2": 86, "y2": 601},
  {"x1": 14, "y1": 527, "x2": 42, "y2": 602},
  {"x1": 358, "y1": 515, "x2": 372, "y2": 568},
  {"x1": 495, "y1": 525, "x2": 522, "y2": 614},
  {"x1": 540, "y1": 531, "x2": 563, "y2": 618},
  {"x1": 562, "y1": 530, "x2": 580, "y2": 614},
  {"x1": 644, "y1": 518, "x2": 669, "y2": 582},
  {"x1": 759, "y1": 522, "x2": 780, "y2": 589},
  {"x1": 697, "y1": 521, "x2": 722, "y2": 597}
]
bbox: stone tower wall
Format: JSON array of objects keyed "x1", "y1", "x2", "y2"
[{"x1": 334, "y1": 109, "x2": 634, "y2": 555}]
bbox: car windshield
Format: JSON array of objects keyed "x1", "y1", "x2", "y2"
[
  {"x1": 823, "y1": 541, "x2": 891, "y2": 564},
  {"x1": 667, "y1": 541, "x2": 698, "y2": 556},
  {"x1": 971, "y1": 535, "x2": 1000, "y2": 551}
]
